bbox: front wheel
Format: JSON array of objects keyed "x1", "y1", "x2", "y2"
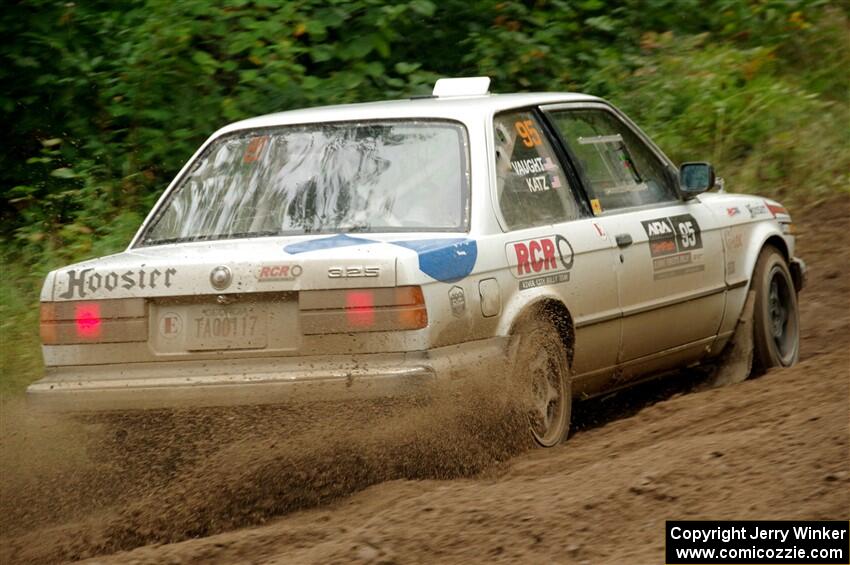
[
  {"x1": 509, "y1": 314, "x2": 572, "y2": 447},
  {"x1": 752, "y1": 247, "x2": 800, "y2": 373}
]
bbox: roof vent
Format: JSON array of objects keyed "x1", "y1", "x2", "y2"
[{"x1": 432, "y1": 77, "x2": 491, "y2": 97}]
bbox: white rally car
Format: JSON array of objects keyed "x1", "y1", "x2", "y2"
[{"x1": 30, "y1": 77, "x2": 806, "y2": 446}]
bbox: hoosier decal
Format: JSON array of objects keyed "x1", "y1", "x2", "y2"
[
  {"x1": 506, "y1": 235, "x2": 574, "y2": 290},
  {"x1": 59, "y1": 267, "x2": 177, "y2": 299}
]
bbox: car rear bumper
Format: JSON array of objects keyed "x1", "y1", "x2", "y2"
[{"x1": 26, "y1": 337, "x2": 509, "y2": 412}]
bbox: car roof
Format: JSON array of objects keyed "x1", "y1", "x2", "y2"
[{"x1": 215, "y1": 92, "x2": 603, "y2": 135}]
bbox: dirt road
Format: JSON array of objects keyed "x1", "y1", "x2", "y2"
[{"x1": 2, "y1": 197, "x2": 848, "y2": 564}]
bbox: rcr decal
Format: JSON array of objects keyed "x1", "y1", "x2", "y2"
[
  {"x1": 641, "y1": 214, "x2": 703, "y2": 258},
  {"x1": 257, "y1": 264, "x2": 302, "y2": 281},
  {"x1": 59, "y1": 267, "x2": 177, "y2": 299},
  {"x1": 506, "y1": 235, "x2": 574, "y2": 290}
]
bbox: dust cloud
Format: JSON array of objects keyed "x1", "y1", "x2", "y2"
[{"x1": 1, "y1": 368, "x2": 530, "y2": 564}]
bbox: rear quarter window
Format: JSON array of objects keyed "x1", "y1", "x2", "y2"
[{"x1": 493, "y1": 110, "x2": 581, "y2": 230}]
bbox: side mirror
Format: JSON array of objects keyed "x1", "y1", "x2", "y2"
[{"x1": 679, "y1": 162, "x2": 716, "y2": 196}]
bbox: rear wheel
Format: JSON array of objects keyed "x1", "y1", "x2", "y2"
[
  {"x1": 509, "y1": 314, "x2": 571, "y2": 447},
  {"x1": 752, "y1": 247, "x2": 800, "y2": 373}
]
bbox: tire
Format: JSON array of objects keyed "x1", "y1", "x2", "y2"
[
  {"x1": 509, "y1": 313, "x2": 572, "y2": 447},
  {"x1": 752, "y1": 246, "x2": 800, "y2": 373}
]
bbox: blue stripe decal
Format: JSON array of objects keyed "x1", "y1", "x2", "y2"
[
  {"x1": 390, "y1": 239, "x2": 477, "y2": 283},
  {"x1": 283, "y1": 234, "x2": 378, "y2": 255}
]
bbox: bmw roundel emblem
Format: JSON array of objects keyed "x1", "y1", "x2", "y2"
[{"x1": 210, "y1": 265, "x2": 232, "y2": 290}]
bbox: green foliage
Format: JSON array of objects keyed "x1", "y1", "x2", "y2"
[
  {"x1": 1, "y1": 0, "x2": 848, "y2": 392},
  {"x1": 600, "y1": 28, "x2": 850, "y2": 203}
]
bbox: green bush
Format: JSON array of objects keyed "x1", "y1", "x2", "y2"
[{"x1": 602, "y1": 28, "x2": 850, "y2": 203}]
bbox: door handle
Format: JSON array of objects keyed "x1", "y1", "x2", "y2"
[{"x1": 615, "y1": 233, "x2": 633, "y2": 248}]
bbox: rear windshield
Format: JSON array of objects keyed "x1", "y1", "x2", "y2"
[{"x1": 140, "y1": 120, "x2": 470, "y2": 246}]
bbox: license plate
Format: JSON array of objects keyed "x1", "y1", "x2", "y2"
[{"x1": 186, "y1": 304, "x2": 268, "y2": 350}]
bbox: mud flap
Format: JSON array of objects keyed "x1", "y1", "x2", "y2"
[{"x1": 706, "y1": 290, "x2": 756, "y2": 387}]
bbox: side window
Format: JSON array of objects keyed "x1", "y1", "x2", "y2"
[
  {"x1": 548, "y1": 109, "x2": 678, "y2": 214},
  {"x1": 494, "y1": 110, "x2": 581, "y2": 230}
]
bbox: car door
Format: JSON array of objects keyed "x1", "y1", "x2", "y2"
[
  {"x1": 492, "y1": 108, "x2": 622, "y2": 383},
  {"x1": 542, "y1": 104, "x2": 725, "y2": 372}
]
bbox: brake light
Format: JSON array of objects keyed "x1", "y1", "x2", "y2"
[
  {"x1": 300, "y1": 286, "x2": 428, "y2": 334},
  {"x1": 75, "y1": 303, "x2": 102, "y2": 338},
  {"x1": 40, "y1": 299, "x2": 147, "y2": 345},
  {"x1": 346, "y1": 291, "x2": 375, "y2": 327}
]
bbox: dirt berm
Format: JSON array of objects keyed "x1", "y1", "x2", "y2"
[{"x1": 2, "y1": 197, "x2": 848, "y2": 564}]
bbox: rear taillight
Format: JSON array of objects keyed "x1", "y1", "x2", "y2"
[
  {"x1": 299, "y1": 286, "x2": 428, "y2": 334},
  {"x1": 40, "y1": 299, "x2": 147, "y2": 345}
]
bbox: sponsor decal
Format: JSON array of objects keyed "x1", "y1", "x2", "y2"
[
  {"x1": 641, "y1": 214, "x2": 703, "y2": 258},
  {"x1": 766, "y1": 201, "x2": 791, "y2": 221},
  {"x1": 641, "y1": 214, "x2": 705, "y2": 280},
  {"x1": 159, "y1": 312, "x2": 183, "y2": 338},
  {"x1": 243, "y1": 136, "x2": 269, "y2": 163},
  {"x1": 506, "y1": 235, "x2": 574, "y2": 290},
  {"x1": 449, "y1": 286, "x2": 466, "y2": 317},
  {"x1": 653, "y1": 252, "x2": 692, "y2": 271},
  {"x1": 724, "y1": 229, "x2": 744, "y2": 250},
  {"x1": 654, "y1": 264, "x2": 704, "y2": 280},
  {"x1": 257, "y1": 264, "x2": 302, "y2": 281},
  {"x1": 59, "y1": 267, "x2": 177, "y2": 299},
  {"x1": 328, "y1": 266, "x2": 380, "y2": 278},
  {"x1": 746, "y1": 203, "x2": 768, "y2": 218},
  {"x1": 592, "y1": 222, "x2": 607, "y2": 239},
  {"x1": 519, "y1": 272, "x2": 571, "y2": 290},
  {"x1": 766, "y1": 202, "x2": 788, "y2": 217},
  {"x1": 590, "y1": 198, "x2": 603, "y2": 215},
  {"x1": 726, "y1": 206, "x2": 740, "y2": 217}
]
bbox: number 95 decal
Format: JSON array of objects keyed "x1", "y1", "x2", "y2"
[
  {"x1": 641, "y1": 214, "x2": 703, "y2": 257},
  {"x1": 677, "y1": 219, "x2": 697, "y2": 248}
]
